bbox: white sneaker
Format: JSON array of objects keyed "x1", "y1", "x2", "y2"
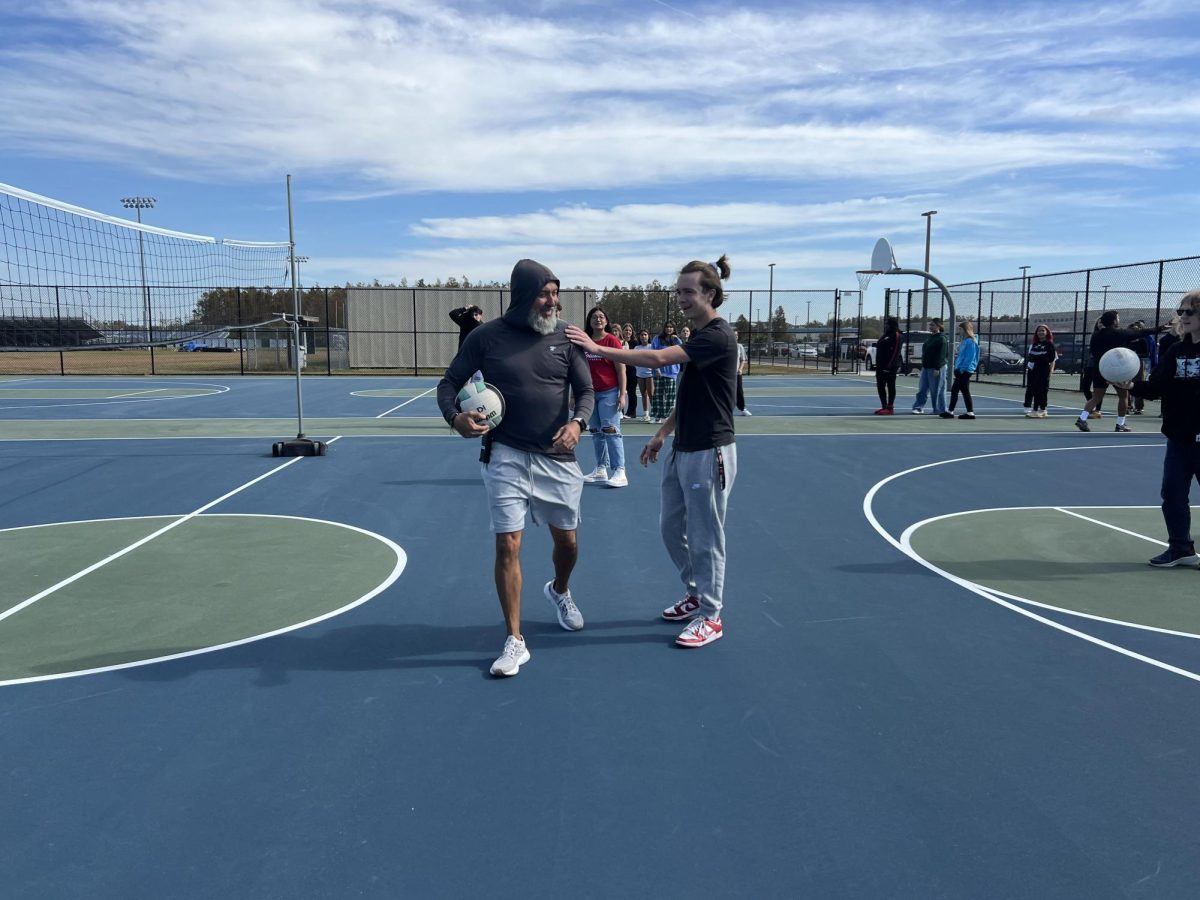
[
  {"x1": 640, "y1": 415, "x2": 651, "y2": 423},
  {"x1": 606, "y1": 467, "x2": 628, "y2": 488},
  {"x1": 736, "y1": 408, "x2": 752, "y2": 416},
  {"x1": 1024, "y1": 408, "x2": 1032, "y2": 416},
  {"x1": 544, "y1": 580, "x2": 584, "y2": 630},
  {"x1": 490, "y1": 635, "x2": 530, "y2": 677},
  {"x1": 582, "y1": 466, "x2": 608, "y2": 483}
]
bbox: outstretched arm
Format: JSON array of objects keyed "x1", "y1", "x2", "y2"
[{"x1": 565, "y1": 325, "x2": 689, "y2": 368}]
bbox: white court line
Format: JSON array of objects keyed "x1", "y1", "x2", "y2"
[
  {"x1": 900, "y1": 506, "x2": 1200, "y2": 640},
  {"x1": 376, "y1": 386, "x2": 436, "y2": 418},
  {"x1": 0, "y1": 505, "x2": 404, "y2": 688},
  {"x1": 1054, "y1": 507, "x2": 1168, "y2": 545},
  {"x1": 108, "y1": 388, "x2": 170, "y2": 399},
  {"x1": 0, "y1": 439, "x2": 340, "y2": 626},
  {"x1": 863, "y1": 443, "x2": 1200, "y2": 685},
  {"x1": 0, "y1": 380, "x2": 229, "y2": 412}
]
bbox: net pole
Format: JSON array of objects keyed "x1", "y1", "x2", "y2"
[{"x1": 287, "y1": 174, "x2": 305, "y2": 439}]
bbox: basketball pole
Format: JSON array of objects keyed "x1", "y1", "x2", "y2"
[
  {"x1": 272, "y1": 175, "x2": 326, "y2": 458},
  {"x1": 860, "y1": 238, "x2": 958, "y2": 384}
]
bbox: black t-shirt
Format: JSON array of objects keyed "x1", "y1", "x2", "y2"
[{"x1": 673, "y1": 317, "x2": 737, "y2": 452}]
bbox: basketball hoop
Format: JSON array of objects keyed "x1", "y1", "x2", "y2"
[{"x1": 855, "y1": 239, "x2": 897, "y2": 295}]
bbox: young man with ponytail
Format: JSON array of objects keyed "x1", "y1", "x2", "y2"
[{"x1": 566, "y1": 257, "x2": 738, "y2": 648}]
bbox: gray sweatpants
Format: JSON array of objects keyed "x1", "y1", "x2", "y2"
[{"x1": 660, "y1": 443, "x2": 737, "y2": 620}]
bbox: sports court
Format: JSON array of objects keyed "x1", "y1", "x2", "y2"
[{"x1": 3, "y1": 372, "x2": 1198, "y2": 898}]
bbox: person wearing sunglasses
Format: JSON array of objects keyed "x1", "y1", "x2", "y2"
[
  {"x1": 1121, "y1": 290, "x2": 1200, "y2": 566},
  {"x1": 1075, "y1": 310, "x2": 1166, "y2": 433}
]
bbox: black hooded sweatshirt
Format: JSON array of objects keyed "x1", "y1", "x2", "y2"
[
  {"x1": 437, "y1": 259, "x2": 594, "y2": 460},
  {"x1": 1130, "y1": 334, "x2": 1200, "y2": 442}
]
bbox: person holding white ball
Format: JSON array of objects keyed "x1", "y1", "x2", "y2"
[
  {"x1": 437, "y1": 259, "x2": 596, "y2": 677},
  {"x1": 1075, "y1": 310, "x2": 1165, "y2": 433},
  {"x1": 1123, "y1": 290, "x2": 1200, "y2": 566}
]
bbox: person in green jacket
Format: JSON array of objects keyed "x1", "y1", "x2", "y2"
[{"x1": 911, "y1": 319, "x2": 948, "y2": 414}]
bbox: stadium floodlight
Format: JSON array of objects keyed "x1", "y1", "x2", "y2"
[
  {"x1": 857, "y1": 237, "x2": 958, "y2": 366},
  {"x1": 121, "y1": 196, "x2": 157, "y2": 348}
]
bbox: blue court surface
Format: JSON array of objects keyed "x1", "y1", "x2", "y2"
[{"x1": 2, "y1": 374, "x2": 1199, "y2": 899}]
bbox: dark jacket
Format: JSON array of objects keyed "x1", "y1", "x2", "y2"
[
  {"x1": 875, "y1": 329, "x2": 901, "y2": 373},
  {"x1": 1027, "y1": 339, "x2": 1056, "y2": 371},
  {"x1": 437, "y1": 259, "x2": 594, "y2": 459},
  {"x1": 1130, "y1": 335, "x2": 1200, "y2": 442},
  {"x1": 1089, "y1": 325, "x2": 1160, "y2": 367},
  {"x1": 921, "y1": 331, "x2": 948, "y2": 369},
  {"x1": 448, "y1": 306, "x2": 481, "y2": 348}
]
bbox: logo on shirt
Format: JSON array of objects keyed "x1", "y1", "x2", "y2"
[{"x1": 1176, "y1": 357, "x2": 1200, "y2": 379}]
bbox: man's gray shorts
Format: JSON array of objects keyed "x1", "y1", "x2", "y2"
[{"x1": 480, "y1": 442, "x2": 583, "y2": 534}]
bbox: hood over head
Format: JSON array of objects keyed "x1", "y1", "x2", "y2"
[{"x1": 505, "y1": 259, "x2": 560, "y2": 328}]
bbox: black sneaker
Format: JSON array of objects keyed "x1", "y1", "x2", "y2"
[
  {"x1": 1115, "y1": 424, "x2": 1132, "y2": 433},
  {"x1": 1075, "y1": 418, "x2": 1090, "y2": 432},
  {"x1": 1149, "y1": 546, "x2": 1200, "y2": 567},
  {"x1": 958, "y1": 413, "x2": 976, "y2": 419},
  {"x1": 938, "y1": 412, "x2": 954, "y2": 419}
]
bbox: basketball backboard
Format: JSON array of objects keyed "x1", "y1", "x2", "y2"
[{"x1": 869, "y1": 238, "x2": 897, "y2": 274}]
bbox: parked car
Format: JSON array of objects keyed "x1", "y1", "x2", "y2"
[
  {"x1": 857, "y1": 339, "x2": 878, "y2": 368},
  {"x1": 791, "y1": 345, "x2": 819, "y2": 359},
  {"x1": 976, "y1": 340, "x2": 1024, "y2": 374},
  {"x1": 897, "y1": 330, "x2": 933, "y2": 374},
  {"x1": 1053, "y1": 337, "x2": 1085, "y2": 374}
]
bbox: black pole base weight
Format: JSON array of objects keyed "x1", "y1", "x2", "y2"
[{"x1": 272, "y1": 438, "x2": 327, "y2": 457}]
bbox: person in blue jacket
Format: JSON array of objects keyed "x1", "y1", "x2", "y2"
[{"x1": 942, "y1": 319, "x2": 979, "y2": 419}]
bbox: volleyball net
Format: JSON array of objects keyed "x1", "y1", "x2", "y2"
[{"x1": 0, "y1": 182, "x2": 291, "y2": 350}]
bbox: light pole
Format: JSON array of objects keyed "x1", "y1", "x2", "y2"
[
  {"x1": 1102, "y1": 284, "x2": 1110, "y2": 311},
  {"x1": 921, "y1": 210, "x2": 937, "y2": 324},
  {"x1": 121, "y1": 196, "x2": 156, "y2": 359},
  {"x1": 806, "y1": 299, "x2": 812, "y2": 328}
]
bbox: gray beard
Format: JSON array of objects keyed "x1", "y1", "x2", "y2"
[{"x1": 528, "y1": 308, "x2": 557, "y2": 335}]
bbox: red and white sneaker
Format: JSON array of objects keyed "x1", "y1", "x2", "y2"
[
  {"x1": 661, "y1": 595, "x2": 700, "y2": 621},
  {"x1": 676, "y1": 616, "x2": 723, "y2": 648}
]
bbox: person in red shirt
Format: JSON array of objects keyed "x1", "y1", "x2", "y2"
[{"x1": 580, "y1": 306, "x2": 629, "y2": 488}]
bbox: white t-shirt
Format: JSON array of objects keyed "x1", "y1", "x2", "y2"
[{"x1": 634, "y1": 343, "x2": 654, "y2": 379}]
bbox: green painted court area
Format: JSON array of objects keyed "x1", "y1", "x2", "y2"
[
  {"x1": 0, "y1": 388, "x2": 218, "y2": 399},
  {"x1": 910, "y1": 506, "x2": 1200, "y2": 635},
  {"x1": 0, "y1": 515, "x2": 401, "y2": 682}
]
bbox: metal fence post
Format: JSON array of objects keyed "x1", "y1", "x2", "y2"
[
  {"x1": 324, "y1": 287, "x2": 332, "y2": 375},
  {"x1": 236, "y1": 287, "x2": 245, "y2": 375},
  {"x1": 55, "y1": 285, "x2": 65, "y2": 375},
  {"x1": 409, "y1": 288, "x2": 418, "y2": 376},
  {"x1": 1155, "y1": 260, "x2": 1165, "y2": 326}
]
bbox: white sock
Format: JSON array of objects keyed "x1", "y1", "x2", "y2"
[
  {"x1": 1079, "y1": 411, "x2": 1090, "y2": 421},
  {"x1": 1117, "y1": 416, "x2": 1127, "y2": 425}
]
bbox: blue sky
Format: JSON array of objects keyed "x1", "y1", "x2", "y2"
[{"x1": 2, "y1": 0, "x2": 1197, "y2": 317}]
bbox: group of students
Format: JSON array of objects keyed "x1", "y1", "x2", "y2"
[
  {"x1": 871, "y1": 317, "x2": 992, "y2": 419},
  {"x1": 439, "y1": 256, "x2": 740, "y2": 676},
  {"x1": 873, "y1": 295, "x2": 1200, "y2": 572}
]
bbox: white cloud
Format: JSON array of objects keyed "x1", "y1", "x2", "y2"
[{"x1": 0, "y1": 0, "x2": 1194, "y2": 192}]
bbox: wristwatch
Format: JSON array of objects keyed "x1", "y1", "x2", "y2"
[{"x1": 570, "y1": 416, "x2": 587, "y2": 430}]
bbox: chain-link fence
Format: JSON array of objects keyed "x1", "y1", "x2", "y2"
[
  {"x1": 2, "y1": 255, "x2": 1195, "y2": 377},
  {"x1": 881, "y1": 255, "x2": 1200, "y2": 389}
]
